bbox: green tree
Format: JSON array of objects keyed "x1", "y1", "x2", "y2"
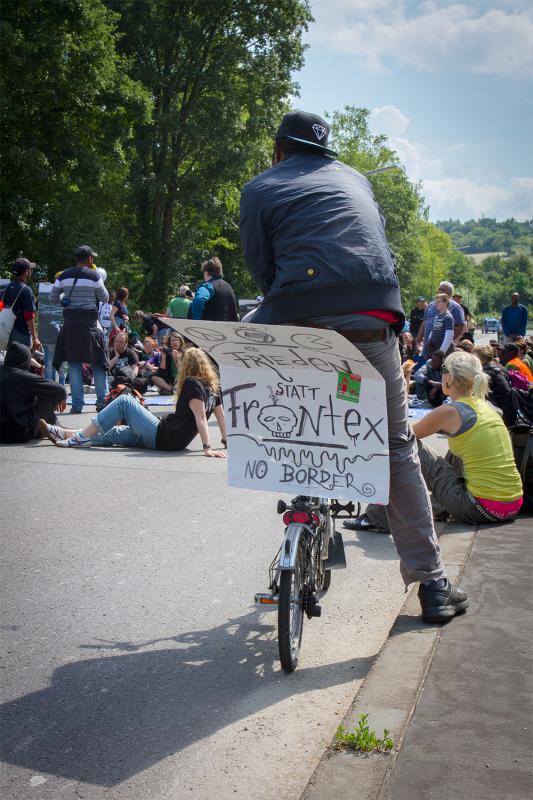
[
  {"x1": 106, "y1": 0, "x2": 312, "y2": 307},
  {"x1": 0, "y1": 0, "x2": 149, "y2": 279}
]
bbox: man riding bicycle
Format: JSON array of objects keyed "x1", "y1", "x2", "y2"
[{"x1": 239, "y1": 110, "x2": 468, "y2": 624}]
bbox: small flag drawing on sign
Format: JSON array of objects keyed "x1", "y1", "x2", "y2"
[{"x1": 336, "y1": 371, "x2": 362, "y2": 403}]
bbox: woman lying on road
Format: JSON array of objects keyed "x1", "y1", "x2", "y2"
[
  {"x1": 39, "y1": 348, "x2": 227, "y2": 458},
  {"x1": 345, "y1": 350, "x2": 523, "y2": 532}
]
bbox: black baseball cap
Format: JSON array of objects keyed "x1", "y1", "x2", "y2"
[
  {"x1": 13, "y1": 257, "x2": 36, "y2": 274},
  {"x1": 75, "y1": 244, "x2": 98, "y2": 259},
  {"x1": 275, "y1": 111, "x2": 338, "y2": 158}
]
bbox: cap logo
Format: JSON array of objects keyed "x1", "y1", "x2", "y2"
[{"x1": 312, "y1": 123, "x2": 327, "y2": 141}]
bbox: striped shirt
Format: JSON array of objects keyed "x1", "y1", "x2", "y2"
[{"x1": 50, "y1": 266, "x2": 108, "y2": 311}]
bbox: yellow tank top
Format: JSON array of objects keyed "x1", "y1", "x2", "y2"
[{"x1": 447, "y1": 396, "x2": 522, "y2": 501}]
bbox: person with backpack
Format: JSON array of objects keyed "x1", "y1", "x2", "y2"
[
  {"x1": 501, "y1": 343, "x2": 533, "y2": 387},
  {"x1": 1, "y1": 258, "x2": 41, "y2": 351},
  {"x1": 50, "y1": 245, "x2": 109, "y2": 412},
  {"x1": 39, "y1": 347, "x2": 227, "y2": 457}
]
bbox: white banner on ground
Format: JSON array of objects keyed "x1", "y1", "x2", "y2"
[{"x1": 164, "y1": 319, "x2": 390, "y2": 503}]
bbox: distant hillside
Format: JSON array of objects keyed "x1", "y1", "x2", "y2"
[{"x1": 436, "y1": 218, "x2": 533, "y2": 256}]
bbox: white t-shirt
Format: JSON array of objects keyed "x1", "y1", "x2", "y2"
[{"x1": 98, "y1": 301, "x2": 113, "y2": 329}]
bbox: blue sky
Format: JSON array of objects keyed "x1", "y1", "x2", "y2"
[{"x1": 293, "y1": 0, "x2": 533, "y2": 222}]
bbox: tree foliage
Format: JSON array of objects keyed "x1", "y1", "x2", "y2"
[
  {"x1": 1, "y1": 4, "x2": 530, "y2": 321},
  {"x1": 436, "y1": 217, "x2": 533, "y2": 256},
  {"x1": 0, "y1": 0, "x2": 150, "y2": 280},
  {"x1": 105, "y1": 0, "x2": 312, "y2": 307}
]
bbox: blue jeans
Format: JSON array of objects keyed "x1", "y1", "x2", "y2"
[
  {"x1": 69, "y1": 362, "x2": 108, "y2": 411},
  {"x1": 43, "y1": 344, "x2": 66, "y2": 384},
  {"x1": 91, "y1": 394, "x2": 159, "y2": 448}
]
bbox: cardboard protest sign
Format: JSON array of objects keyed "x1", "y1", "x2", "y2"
[
  {"x1": 37, "y1": 283, "x2": 63, "y2": 345},
  {"x1": 164, "y1": 319, "x2": 390, "y2": 503}
]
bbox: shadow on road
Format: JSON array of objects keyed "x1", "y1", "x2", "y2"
[
  {"x1": 343, "y1": 529, "x2": 398, "y2": 561},
  {"x1": 1, "y1": 611, "x2": 375, "y2": 786}
]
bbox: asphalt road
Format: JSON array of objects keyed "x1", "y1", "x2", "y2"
[
  {"x1": 0, "y1": 331, "x2": 504, "y2": 799},
  {"x1": 0, "y1": 409, "x2": 417, "y2": 800}
]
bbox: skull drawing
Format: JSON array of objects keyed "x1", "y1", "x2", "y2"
[{"x1": 258, "y1": 405, "x2": 298, "y2": 438}]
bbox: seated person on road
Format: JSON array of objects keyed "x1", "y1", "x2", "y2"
[
  {"x1": 0, "y1": 342, "x2": 67, "y2": 443},
  {"x1": 500, "y1": 343, "x2": 533, "y2": 387},
  {"x1": 239, "y1": 108, "x2": 468, "y2": 624},
  {"x1": 348, "y1": 351, "x2": 523, "y2": 532},
  {"x1": 40, "y1": 348, "x2": 227, "y2": 457},
  {"x1": 511, "y1": 336, "x2": 533, "y2": 374},
  {"x1": 108, "y1": 331, "x2": 139, "y2": 384},
  {"x1": 151, "y1": 331, "x2": 184, "y2": 394},
  {"x1": 413, "y1": 350, "x2": 445, "y2": 407},
  {"x1": 132, "y1": 310, "x2": 169, "y2": 342},
  {"x1": 134, "y1": 336, "x2": 161, "y2": 393},
  {"x1": 472, "y1": 345, "x2": 518, "y2": 428}
]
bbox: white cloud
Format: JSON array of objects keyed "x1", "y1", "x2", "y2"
[
  {"x1": 369, "y1": 105, "x2": 443, "y2": 180},
  {"x1": 423, "y1": 176, "x2": 533, "y2": 221},
  {"x1": 369, "y1": 105, "x2": 409, "y2": 137},
  {"x1": 367, "y1": 104, "x2": 532, "y2": 220},
  {"x1": 308, "y1": 1, "x2": 533, "y2": 77}
]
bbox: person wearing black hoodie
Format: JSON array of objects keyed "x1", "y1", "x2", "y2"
[{"x1": 0, "y1": 342, "x2": 67, "y2": 443}]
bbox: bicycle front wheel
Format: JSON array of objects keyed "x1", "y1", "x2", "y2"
[{"x1": 278, "y1": 541, "x2": 305, "y2": 672}]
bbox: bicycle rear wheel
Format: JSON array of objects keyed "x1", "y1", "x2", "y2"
[{"x1": 278, "y1": 540, "x2": 305, "y2": 672}]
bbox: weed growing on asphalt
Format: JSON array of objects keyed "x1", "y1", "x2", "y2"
[{"x1": 335, "y1": 713, "x2": 394, "y2": 754}]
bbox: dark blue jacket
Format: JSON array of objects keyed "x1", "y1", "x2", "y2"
[
  {"x1": 240, "y1": 152, "x2": 404, "y2": 326},
  {"x1": 501, "y1": 303, "x2": 528, "y2": 337}
]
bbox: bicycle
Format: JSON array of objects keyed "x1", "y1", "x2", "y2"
[{"x1": 255, "y1": 496, "x2": 359, "y2": 672}]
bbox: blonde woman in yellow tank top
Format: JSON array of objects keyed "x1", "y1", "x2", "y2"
[{"x1": 361, "y1": 351, "x2": 523, "y2": 529}]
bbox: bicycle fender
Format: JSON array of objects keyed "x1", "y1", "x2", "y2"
[{"x1": 279, "y1": 523, "x2": 311, "y2": 571}]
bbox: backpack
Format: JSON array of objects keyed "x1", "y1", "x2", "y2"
[
  {"x1": 507, "y1": 369, "x2": 530, "y2": 392},
  {"x1": 103, "y1": 382, "x2": 146, "y2": 409},
  {"x1": 509, "y1": 422, "x2": 533, "y2": 513},
  {"x1": 512, "y1": 387, "x2": 533, "y2": 425}
]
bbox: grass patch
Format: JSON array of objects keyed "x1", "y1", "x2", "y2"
[{"x1": 335, "y1": 713, "x2": 394, "y2": 754}]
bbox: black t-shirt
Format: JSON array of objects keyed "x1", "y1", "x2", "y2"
[
  {"x1": 1, "y1": 280, "x2": 36, "y2": 335},
  {"x1": 140, "y1": 313, "x2": 167, "y2": 335},
  {"x1": 409, "y1": 306, "x2": 425, "y2": 337},
  {"x1": 112, "y1": 347, "x2": 139, "y2": 371},
  {"x1": 155, "y1": 377, "x2": 221, "y2": 451}
]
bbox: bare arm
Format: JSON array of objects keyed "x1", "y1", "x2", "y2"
[
  {"x1": 213, "y1": 403, "x2": 227, "y2": 445},
  {"x1": 27, "y1": 317, "x2": 42, "y2": 350},
  {"x1": 110, "y1": 306, "x2": 120, "y2": 331},
  {"x1": 411, "y1": 404, "x2": 463, "y2": 439},
  {"x1": 453, "y1": 324, "x2": 466, "y2": 342},
  {"x1": 189, "y1": 398, "x2": 226, "y2": 458}
]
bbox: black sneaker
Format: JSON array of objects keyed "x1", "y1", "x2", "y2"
[{"x1": 418, "y1": 579, "x2": 469, "y2": 623}]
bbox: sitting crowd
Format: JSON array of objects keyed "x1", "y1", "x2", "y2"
[{"x1": 1, "y1": 260, "x2": 531, "y2": 523}]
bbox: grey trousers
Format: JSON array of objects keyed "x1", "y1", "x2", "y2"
[
  {"x1": 355, "y1": 330, "x2": 445, "y2": 586},
  {"x1": 367, "y1": 441, "x2": 498, "y2": 529}
]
